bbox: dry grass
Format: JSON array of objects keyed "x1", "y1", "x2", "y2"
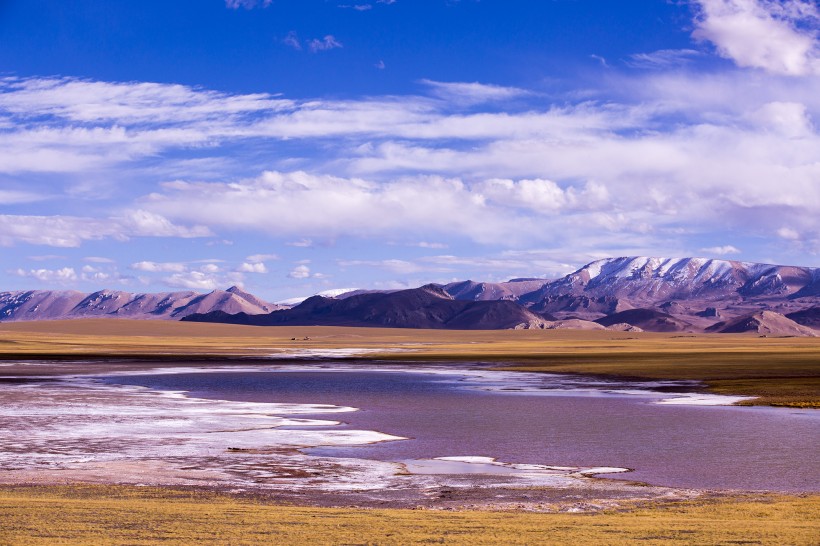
[
  {"x1": 0, "y1": 320, "x2": 818, "y2": 406},
  {"x1": 0, "y1": 486, "x2": 817, "y2": 546}
]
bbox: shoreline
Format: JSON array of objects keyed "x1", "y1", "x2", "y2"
[
  {"x1": 1, "y1": 359, "x2": 817, "y2": 505},
  {"x1": 1, "y1": 320, "x2": 818, "y2": 407},
  {"x1": 0, "y1": 352, "x2": 777, "y2": 407},
  {"x1": 0, "y1": 361, "x2": 705, "y2": 504}
]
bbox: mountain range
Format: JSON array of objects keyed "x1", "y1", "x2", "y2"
[
  {"x1": 0, "y1": 286, "x2": 281, "y2": 322},
  {"x1": 4, "y1": 257, "x2": 820, "y2": 336},
  {"x1": 183, "y1": 257, "x2": 819, "y2": 336}
]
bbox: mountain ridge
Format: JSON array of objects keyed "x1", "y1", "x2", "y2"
[
  {"x1": 182, "y1": 256, "x2": 820, "y2": 334},
  {"x1": 4, "y1": 256, "x2": 820, "y2": 335},
  {"x1": 0, "y1": 286, "x2": 282, "y2": 322}
]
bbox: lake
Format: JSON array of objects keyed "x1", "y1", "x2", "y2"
[{"x1": 102, "y1": 363, "x2": 820, "y2": 492}]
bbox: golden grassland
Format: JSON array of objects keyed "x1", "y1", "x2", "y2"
[
  {"x1": 0, "y1": 486, "x2": 817, "y2": 546},
  {"x1": 1, "y1": 319, "x2": 818, "y2": 407}
]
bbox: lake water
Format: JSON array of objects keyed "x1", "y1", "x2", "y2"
[{"x1": 101, "y1": 364, "x2": 820, "y2": 492}]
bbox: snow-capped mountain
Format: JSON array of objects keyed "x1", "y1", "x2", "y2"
[
  {"x1": 537, "y1": 257, "x2": 816, "y2": 302},
  {"x1": 449, "y1": 256, "x2": 820, "y2": 332}
]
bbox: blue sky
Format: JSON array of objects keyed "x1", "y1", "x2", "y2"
[{"x1": 1, "y1": 0, "x2": 819, "y2": 301}]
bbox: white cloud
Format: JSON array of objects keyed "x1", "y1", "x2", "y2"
[
  {"x1": 1, "y1": 25, "x2": 818, "y2": 265},
  {"x1": 420, "y1": 80, "x2": 532, "y2": 105},
  {"x1": 14, "y1": 267, "x2": 78, "y2": 283},
  {"x1": 700, "y1": 245, "x2": 742, "y2": 255},
  {"x1": 415, "y1": 241, "x2": 448, "y2": 249},
  {"x1": 476, "y1": 178, "x2": 568, "y2": 211},
  {"x1": 288, "y1": 264, "x2": 311, "y2": 278},
  {"x1": 748, "y1": 101, "x2": 814, "y2": 137},
  {"x1": 130, "y1": 261, "x2": 187, "y2": 273},
  {"x1": 27, "y1": 254, "x2": 65, "y2": 261},
  {"x1": 0, "y1": 76, "x2": 288, "y2": 125},
  {"x1": 627, "y1": 49, "x2": 703, "y2": 69},
  {"x1": 144, "y1": 171, "x2": 556, "y2": 245},
  {"x1": 283, "y1": 31, "x2": 302, "y2": 51},
  {"x1": 0, "y1": 190, "x2": 48, "y2": 204},
  {"x1": 339, "y1": 4, "x2": 373, "y2": 11},
  {"x1": 0, "y1": 212, "x2": 211, "y2": 247},
  {"x1": 286, "y1": 239, "x2": 313, "y2": 247},
  {"x1": 308, "y1": 35, "x2": 343, "y2": 53},
  {"x1": 590, "y1": 54, "x2": 609, "y2": 68},
  {"x1": 164, "y1": 271, "x2": 220, "y2": 290},
  {"x1": 338, "y1": 259, "x2": 430, "y2": 274},
  {"x1": 777, "y1": 226, "x2": 801, "y2": 239},
  {"x1": 246, "y1": 253, "x2": 279, "y2": 263},
  {"x1": 117, "y1": 210, "x2": 213, "y2": 238},
  {"x1": 225, "y1": 0, "x2": 272, "y2": 9},
  {"x1": 237, "y1": 262, "x2": 267, "y2": 273},
  {"x1": 693, "y1": 0, "x2": 820, "y2": 75}
]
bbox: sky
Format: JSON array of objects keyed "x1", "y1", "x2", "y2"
[{"x1": 0, "y1": 0, "x2": 819, "y2": 301}]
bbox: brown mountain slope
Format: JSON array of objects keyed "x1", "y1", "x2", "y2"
[
  {"x1": 0, "y1": 287, "x2": 280, "y2": 322},
  {"x1": 708, "y1": 311, "x2": 818, "y2": 337},
  {"x1": 184, "y1": 285, "x2": 550, "y2": 330}
]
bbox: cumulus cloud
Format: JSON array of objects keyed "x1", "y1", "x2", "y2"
[
  {"x1": 14, "y1": 267, "x2": 78, "y2": 283},
  {"x1": 700, "y1": 245, "x2": 742, "y2": 255},
  {"x1": 144, "y1": 171, "x2": 565, "y2": 245},
  {"x1": 476, "y1": 178, "x2": 569, "y2": 211},
  {"x1": 130, "y1": 261, "x2": 187, "y2": 273},
  {"x1": 288, "y1": 264, "x2": 311, "y2": 279},
  {"x1": 164, "y1": 271, "x2": 220, "y2": 290},
  {"x1": 777, "y1": 226, "x2": 801, "y2": 239},
  {"x1": 237, "y1": 262, "x2": 267, "y2": 273},
  {"x1": 692, "y1": 0, "x2": 820, "y2": 75}
]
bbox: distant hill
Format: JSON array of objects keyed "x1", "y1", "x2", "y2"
[
  {"x1": 707, "y1": 311, "x2": 818, "y2": 337},
  {"x1": 594, "y1": 308, "x2": 692, "y2": 333},
  {"x1": 786, "y1": 306, "x2": 820, "y2": 329},
  {"x1": 0, "y1": 286, "x2": 281, "y2": 322},
  {"x1": 183, "y1": 284, "x2": 551, "y2": 330}
]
